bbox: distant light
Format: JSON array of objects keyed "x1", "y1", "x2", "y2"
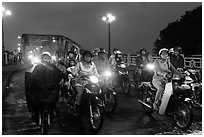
[
  {"x1": 102, "y1": 16, "x2": 107, "y2": 21},
  {"x1": 29, "y1": 51, "x2": 32, "y2": 53},
  {"x1": 52, "y1": 37, "x2": 55, "y2": 39},
  {"x1": 18, "y1": 47, "x2": 21, "y2": 51},
  {"x1": 5, "y1": 10, "x2": 11, "y2": 16},
  {"x1": 41, "y1": 46, "x2": 43, "y2": 48},
  {"x1": 53, "y1": 40, "x2": 56, "y2": 42},
  {"x1": 2, "y1": 7, "x2": 5, "y2": 12},
  {"x1": 18, "y1": 36, "x2": 21, "y2": 39},
  {"x1": 107, "y1": 13, "x2": 112, "y2": 18},
  {"x1": 36, "y1": 47, "x2": 39, "y2": 50},
  {"x1": 18, "y1": 43, "x2": 21, "y2": 46}
]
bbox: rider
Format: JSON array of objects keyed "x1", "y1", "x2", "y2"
[
  {"x1": 109, "y1": 48, "x2": 118, "y2": 69},
  {"x1": 71, "y1": 50, "x2": 100, "y2": 112},
  {"x1": 152, "y1": 48, "x2": 183, "y2": 111},
  {"x1": 93, "y1": 48, "x2": 111, "y2": 75},
  {"x1": 136, "y1": 48, "x2": 149, "y2": 71},
  {"x1": 170, "y1": 46, "x2": 185, "y2": 70},
  {"x1": 28, "y1": 52, "x2": 64, "y2": 122},
  {"x1": 109, "y1": 49, "x2": 122, "y2": 70},
  {"x1": 64, "y1": 50, "x2": 78, "y2": 68},
  {"x1": 134, "y1": 48, "x2": 150, "y2": 84}
]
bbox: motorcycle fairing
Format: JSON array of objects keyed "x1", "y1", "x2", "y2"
[{"x1": 159, "y1": 82, "x2": 173, "y2": 115}]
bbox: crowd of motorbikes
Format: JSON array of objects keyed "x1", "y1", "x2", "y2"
[{"x1": 25, "y1": 60, "x2": 202, "y2": 134}]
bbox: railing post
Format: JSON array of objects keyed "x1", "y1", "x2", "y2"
[{"x1": 127, "y1": 54, "x2": 130, "y2": 65}]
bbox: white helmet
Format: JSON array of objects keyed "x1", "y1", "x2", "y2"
[
  {"x1": 169, "y1": 48, "x2": 174, "y2": 53},
  {"x1": 41, "y1": 51, "x2": 51, "y2": 57},
  {"x1": 158, "y1": 48, "x2": 168, "y2": 55}
]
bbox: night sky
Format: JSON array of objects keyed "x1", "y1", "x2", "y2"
[{"x1": 2, "y1": 2, "x2": 201, "y2": 54}]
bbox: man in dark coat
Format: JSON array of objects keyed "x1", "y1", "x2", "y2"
[
  {"x1": 170, "y1": 46, "x2": 185, "y2": 70},
  {"x1": 27, "y1": 52, "x2": 64, "y2": 123}
]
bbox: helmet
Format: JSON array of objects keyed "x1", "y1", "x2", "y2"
[
  {"x1": 115, "y1": 50, "x2": 122, "y2": 55},
  {"x1": 98, "y1": 48, "x2": 106, "y2": 54},
  {"x1": 140, "y1": 48, "x2": 146, "y2": 53},
  {"x1": 169, "y1": 48, "x2": 174, "y2": 53},
  {"x1": 158, "y1": 48, "x2": 168, "y2": 55},
  {"x1": 41, "y1": 51, "x2": 51, "y2": 58},
  {"x1": 93, "y1": 48, "x2": 100, "y2": 54},
  {"x1": 174, "y1": 46, "x2": 182, "y2": 53},
  {"x1": 82, "y1": 50, "x2": 93, "y2": 58},
  {"x1": 113, "y1": 48, "x2": 117, "y2": 53}
]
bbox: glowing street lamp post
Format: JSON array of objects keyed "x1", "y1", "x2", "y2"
[
  {"x1": 102, "y1": 13, "x2": 115, "y2": 57},
  {"x1": 2, "y1": 7, "x2": 12, "y2": 65}
]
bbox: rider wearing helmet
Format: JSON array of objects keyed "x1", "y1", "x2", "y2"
[
  {"x1": 28, "y1": 51, "x2": 64, "y2": 123},
  {"x1": 93, "y1": 48, "x2": 111, "y2": 75},
  {"x1": 109, "y1": 49, "x2": 122, "y2": 70},
  {"x1": 152, "y1": 48, "x2": 183, "y2": 111},
  {"x1": 71, "y1": 50, "x2": 100, "y2": 113},
  {"x1": 170, "y1": 46, "x2": 184, "y2": 70}
]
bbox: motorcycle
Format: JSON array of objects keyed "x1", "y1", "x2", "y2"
[
  {"x1": 113, "y1": 63, "x2": 131, "y2": 94},
  {"x1": 62, "y1": 73, "x2": 104, "y2": 134},
  {"x1": 99, "y1": 70, "x2": 117, "y2": 113},
  {"x1": 138, "y1": 73, "x2": 193, "y2": 130},
  {"x1": 25, "y1": 72, "x2": 59, "y2": 135},
  {"x1": 180, "y1": 68, "x2": 202, "y2": 109}
]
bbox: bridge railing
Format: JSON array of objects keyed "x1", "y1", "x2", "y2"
[{"x1": 122, "y1": 54, "x2": 202, "y2": 69}]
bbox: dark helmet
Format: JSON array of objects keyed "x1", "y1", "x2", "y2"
[
  {"x1": 93, "y1": 48, "x2": 100, "y2": 54},
  {"x1": 174, "y1": 46, "x2": 182, "y2": 53},
  {"x1": 140, "y1": 48, "x2": 146, "y2": 53},
  {"x1": 98, "y1": 48, "x2": 106, "y2": 54},
  {"x1": 82, "y1": 50, "x2": 93, "y2": 58}
]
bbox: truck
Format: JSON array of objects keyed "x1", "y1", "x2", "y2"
[{"x1": 20, "y1": 34, "x2": 82, "y2": 64}]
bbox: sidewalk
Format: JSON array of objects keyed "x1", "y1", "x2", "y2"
[{"x1": 2, "y1": 63, "x2": 32, "y2": 101}]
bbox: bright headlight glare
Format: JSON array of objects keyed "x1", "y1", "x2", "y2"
[
  {"x1": 29, "y1": 55, "x2": 33, "y2": 59},
  {"x1": 90, "y1": 76, "x2": 99, "y2": 83},
  {"x1": 51, "y1": 55, "x2": 56, "y2": 60},
  {"x1": 146, "y1": 64, "x2": 155, "y2": 70},
  {"x1": 121, "y1": 64, "x2": 126, "y2": 68},
  {"x1": 104, "y1": 71, "x2": 112, "y2": 77},
  {"x1": 32, "y1": 57, "x2": 40, "y2": 64}
]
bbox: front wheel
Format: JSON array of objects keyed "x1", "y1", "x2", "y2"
[
  {"x1": 173, "y1": 102, "x2": 193, "y2": 130},
  {"x1": 89, "y1": 104, "x2": 103, "y2": 134},
  {"x1": 41, "y1": 113, "x2": 48, "y2": 135},
  {"x1": 121, "y1": 77, "x2": 131, "y2": 94},
  {"x1": 104, "y1": 93, "x2": 117, "y2": 113}
]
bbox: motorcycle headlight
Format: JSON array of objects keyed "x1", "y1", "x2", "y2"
[
  {"x1": 104, "y1": 71, "x2": 112, "y2": 77},
  {"x1": 28, "y1": 55, "x2": 33, "y2": 59},
  {"x1": 146, "y1": 63, "x2": 154, "y2": 70},
  {"x1": 121, "y1": 64, "x2": 126, "y2": 68},
  {"x1": 31, "y1": 57, "x2": 40, "y2": 64},
  {"x1": 90, "y1": 76, "x2": 99, "y2": 84},
  {"x1": 51, "y1": 55, "x2": 56, "y2": 61}
]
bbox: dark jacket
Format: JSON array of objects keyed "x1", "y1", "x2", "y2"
[
  {"x1": 170, "y1": 54, "x2": 185, "y2": 69},
  {"x1": 29, "y1": 62, "x2": 64, "y2": 104},
  {"x1": 136, "y1": 55, "x2": 149, "y2": 69}
]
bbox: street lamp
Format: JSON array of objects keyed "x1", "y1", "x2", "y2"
[
  {"x1": 102, "y1": 13, "x2": 115, "y2": 57},
  {"x1": 2, "y1": 6, "x2": 12, "y2": 65}
]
